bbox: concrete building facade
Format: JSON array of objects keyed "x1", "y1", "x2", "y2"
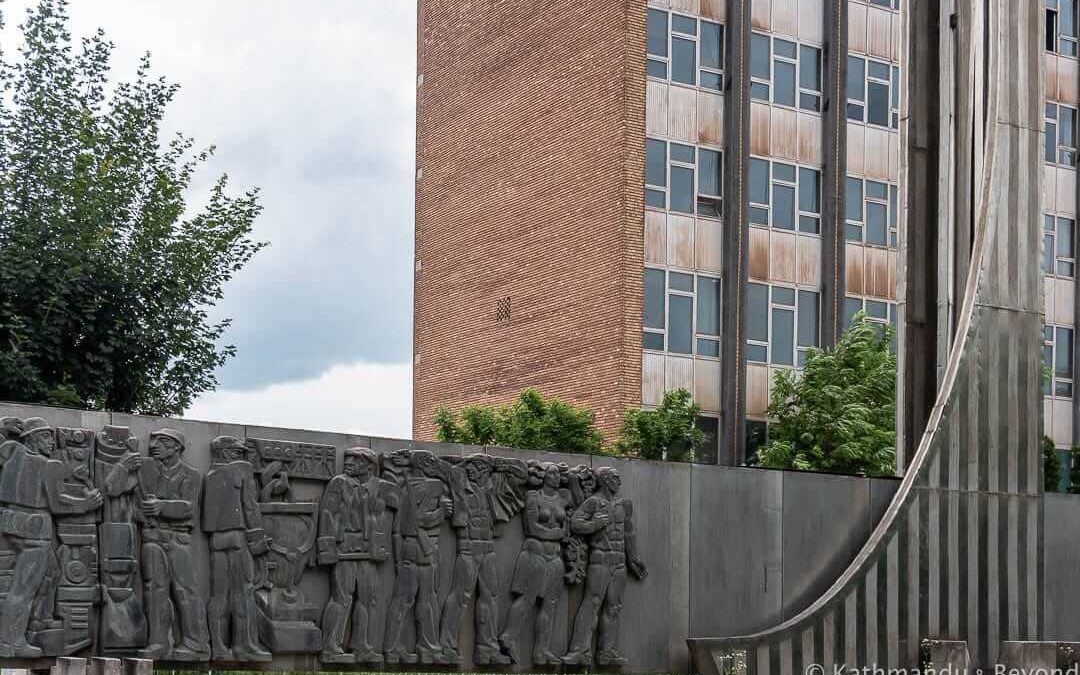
[{"x1": 413, "y1": 0, "x2": 1077, "y2": 466}]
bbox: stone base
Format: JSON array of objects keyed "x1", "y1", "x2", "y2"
[{"x1": 257, "y1": 617, "x2": 321, "y2": 653}]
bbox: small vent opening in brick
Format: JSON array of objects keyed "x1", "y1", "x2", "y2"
[{"x1": 496, "y1": 297, "x2": 511, "y2": 323}]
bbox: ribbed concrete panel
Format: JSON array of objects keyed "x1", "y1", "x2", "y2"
[{"x1": 688, "y1": 0, "x2": 1043, "y2": 670}]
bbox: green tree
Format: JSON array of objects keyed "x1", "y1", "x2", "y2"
[
  {"x1": 0, "y1": 0, "x2": 264, "y2": 415},
  {"x1": 434, "y1": 389, "x2": 605, "y2": 455},
  {"x1": 1043, "y1": 435, "x2": 1062, "y2": 493},
  {"x1": 756, "y1": 313, "x2": 896, "y2": 476},
  {"x1": 616, "y1": 388, "x2": 704, "y2": 462}
]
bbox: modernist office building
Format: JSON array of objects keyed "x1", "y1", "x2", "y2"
[{"x1": 413, "y1": 0, "x2": 1079, "y2": 466}]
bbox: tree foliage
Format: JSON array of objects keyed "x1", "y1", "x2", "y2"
[
  {"x1": 616, "y1": 388, "x2": 703, "y2": 462},
  {"x1": 756, "y1": 313, "x2": 897, "y2": 476},
  {"x1": 1043, "y1": 435, "x2": 1063, "y2": 493},
  {"x1": 434, "y1": 389, "x2": 606, "y2": 455},
  {"x1": 0, "y1": 0, "x2": 264, "y2": 415}
]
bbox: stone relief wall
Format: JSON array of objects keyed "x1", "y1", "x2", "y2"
[{"x1": 0, "y1": 415, "x2": 647, "y2": 669}]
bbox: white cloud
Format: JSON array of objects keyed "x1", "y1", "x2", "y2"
[{"x1": 183, "y1": 360, "x2": 412, "y2": 438}]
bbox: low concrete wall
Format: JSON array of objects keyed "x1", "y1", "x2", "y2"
[{"x1": 0, "y1": 401, "x2": 899, "y2": 672}]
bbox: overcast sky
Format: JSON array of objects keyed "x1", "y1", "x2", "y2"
[{"x1": 0, "y1": 1, "x2": 416, "y2": 437}]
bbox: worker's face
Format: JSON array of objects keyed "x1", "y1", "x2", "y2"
[
  {"x1": 599, "y1": 471, "x2": 621, "y2": 494},
  {"x1": 543, "y1": 465, "x2": 561, "y2": 488},
  {"x1": 28, "y1": 430, "x2": 55, "y2": 457},
  {"x1": 150, "y1": 437, "x2": 179, "y2": 462},
  {"x1": 223, "y1": 444, "x2": 244, "y2": 462}
]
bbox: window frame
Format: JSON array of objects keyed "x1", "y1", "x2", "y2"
[
  {"x1": 1047, "y1": 0, "x2": 1079, "y2": 56},
  {"x1": 847, "y1": 54, "x2": 900, "y2": 129},
  {"x1": 1046, "y1": 103, "x2": 1079, "y2": 167},
  {"x1": 647, "y1": 9, "x2": 725, "y2": 92},
  {"x1": 1044, "y1": 214, "x2": 1077, "y2": 278},
  {"x1": 749, "y1": 157, "x2": 822, "y2": 234},
  {"x1": 1045, "y1": 323, "x2": 1075, "y2": 399},
  {"x1": 749, "y1": 32, "x2": 822, "y2": 112},
  {"x1": 643, "y1": 268, "x2": 722, "y2": 359},
  {"x1": 645, "y1": 138, "x2": 724, "y2": 218},
  {"x1": 746, "y1": 282, "x2": 821, "y2": 366},
  {"x1": 845, "y1": 176, "x2": 899, "y2": 248}
]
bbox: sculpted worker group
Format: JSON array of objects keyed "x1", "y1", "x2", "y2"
[{"x1": 0, "y1": 416, "x2": 647, "y2": 668}]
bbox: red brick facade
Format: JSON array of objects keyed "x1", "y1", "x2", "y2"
[{"x1": 413, "y1": 0, "x2": 647, "y2": 440}]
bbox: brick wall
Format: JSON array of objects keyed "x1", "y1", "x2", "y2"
[{"x1": 413, "y1": 0, "x2": 647, "y2": 440}]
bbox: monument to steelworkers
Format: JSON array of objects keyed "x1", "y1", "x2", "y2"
[{"x1": 0, "y1": 0, "x2": 1066, "y2": 673}]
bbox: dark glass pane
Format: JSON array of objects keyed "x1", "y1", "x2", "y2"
[
  {"x1": 671, "y1": 143, "x2": 695, "y2": 163},
  {"x1": 799, "y1": 215, "x2": 820, "y2": 233},
  {"x1": 1059, "y1": 218, "x2": 1075, "y2": 258},
  {"x1": 866, "y1": 300, "x2": 888, "y2": 319},
  {"x1": 750, "y1": 206, "x2": 770, "y2": 224},
  {"x1": 866, "y1": 180, "x2": 888, "y2": 200},
  {"x1": 696, "y1": 416, "x2": 719, "y2": 465},
  {"x1": 671, "y1": 166, "x2": 694, "y2": 213},
  {"x1": 1047, "y1": 121, "x2": 1058, "y2": 162},
  {"x1": 701, "y1": 21, "x2": 723, "y2": 69},
  {"x1": 1048, "y1": 103, "x2": 1059, "y2": 120},
  {"x1": 799, "y1": 93, "x2": 821, "y2": 112},
  {"x1": 1064, "y1": 0, "x2": 1077, "y2": 36},
  {"x1": 1061, "y1": 106, "x2": 1076, "y2": 146},
  {"x1": 647, "y1": 59, "x2": 668, "y2": 79},
  {"x1": 847, "y1": 103, "x2": 865, "y2": 121},
  {"x1": 799, "y1": 167, "x2": 820, "y2": 213},
  {"x1": 771, "y1": 308, "x2": 795, "y2": 365},
  {"x1": 669, "y1": 271, "x2": 694, "y2": 291},
  {"x1": 751, "y1": 82, "x2": 771, "y2": 100},
  {"x1": 846, "y1": 176, "x2": 864, "y2": 222},
  {"x1": 1056, "y1": 380, "x2": 1074, "y2": 397},
  {"x1": 746, "y1": 420, "x2": 768, "y2": 461},
  {"x1": 646, "y1": 189, "x2": 666, "y2": 209},
  {"x1": 892, "y1": 66, "x2": 901, "y2": 107},
  {"x1": 697, "y1": 197, "x2": 721, "y2": 218},
  {"x1": 846, "y1": 223, "x2": 863, "y2": 241},
  {"x1": 643, "y1": 331, "x2": 665, "y2": 350},
  {"x1": 889, "y1": 185, "x2": 898, "y2": 227},
  {"x1": 772, "y1": 184, "x2": 796, "y2": 230},
  {"x1": 672, "y1": 13, "x2": 697, "y2": 35},
  {"x1": 644, "y1": 269, "x2": 665, "y2": 329},
  {"x1": 1058, "y1": 260, "x2": 1075, "y2": 277},
  {"x1": 749, "y1": 158, "x2": 770, "y2": 204},
  {"x1": 1045, "y1": 233, "x2": 1055, "y2": 274},
  {"x1": 868, "y1": 60, "x2": 890, "y2": 81},
  {"x1": 747, "y1": 343, "x2": 768, "y2": 363},
  {"x1": 844, "y1": 297, "x2": 863, "y2": 329},
  {"x1": 699, "y1": 149, "x2": 721, "y2": 196},
  {"x1": 669, "y1": 295, "x2": 693, "y2": 354},
  {"x1": 775, "y1": 38, "x2": 796, "y2": 59},
  {"x1": 751, "y1": 33, "x2": 771, "y2": 79},
  {"x1": 672, "y1": 37, "x2": 697, "y2": 85},
  {"x1": 748, "y1": 283, "x2": 769, "y2": 341},
  {"x1": 798, "y1": 290, "x2": 819, "y2": 347},
  {"x1": 701, "y1": 71, "x2": 722, "y2": 90},
  {"x1": 646, "y1": 138, "x2": 666, "y2": 186},
  {"x1": 867, "y1": 202, "x2": 888, "y2": 245},
  {"x1": 774, "y1": 61, "x2": 796, "y2": 106},
  {"x1": 772, "y1": 286, "x2": 796, "y2": 306},
  {"x1": 800, "y1": 46, "x2": 821, "y2": 90},
  {"x1": 647, "y1": 9, "x2": 669, "y2": 57},
  {"x1": 847, "y1": 56, "x2": 866, "y2": 102},
  {"x1": 773, "y1": 162, "x2": 796, "y2": 182},
  {"x1": 1047, "y1": 325, "x2": 1056, "y2": 342},
  {"x1": 1064, "y1": 39, "x2": 1078, "y2": 56},
  {"x1": 867, "y1": 81, "x2": 890, "y2": 126},
  {"x1": 697, "y1": 338, "x2": 720, "y2": 357},
  {"x1": 1047, "y1": 214, "x2": 1058, "y2": 230},
  {"x1": 1057, "y1": 327, "x2": 1074, "y2": 377},
  {"x1": 697, "y1": 276, "x2": 720, "y2": 335}
]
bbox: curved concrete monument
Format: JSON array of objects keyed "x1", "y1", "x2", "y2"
[{"x1": 688, "y1": 0, "x2": 1044, "y2": 671}]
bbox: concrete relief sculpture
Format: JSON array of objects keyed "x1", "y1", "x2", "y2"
[
  {"x1": 0, "y1": 416, "x2": 649, "y2": 670},
  {"x1": 138, "y1": 428, "x2": 209, "y2": 661},
  {"x1": 203, "y1": 436, "x2": 271, "y2": 662}
]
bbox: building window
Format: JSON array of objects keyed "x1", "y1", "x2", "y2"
[
  {"x1": 1048, "y1": 0, "x2": 1079, "y2": 56},
  {"x1": 745, "y1": 419, "x2": 768, "y2": 463},
  {"x1": 1046, "y1": 103, "x2": 1078, "y2": 167},
  {"x1": 845, "y1": 176, "x2": 898, "y2": 247},
  {"x1": 747, "y1": 283, "x2": 820, "y2": 366},
  {"x1": 643, "y1": 268, "x2": 721, "y2": 357},
  {"x1": 844, "y1": 296, "x2": 896, "y2": 331},
  {"x1": 868, "y1": 0, "x2": 901, "y2": 8},
  {"x1": 646, "y1": 138, "x2": 723, "y2": 216},
  {"x1": 647, "y1": 9, "x2": 724, "y2": 91},
  {"x1": 1045, "y1": 324, "x2": 1074, "y2": 398},
  {"x1": 749, "y1": 33, "x2": 822, "y2": 112},
  {"x1": 1044, "y1": 214, "x2": 1076, "y2": 277},
  {"x1": 695, "y1": 415, "x2": 719, "y2": 465},
  {"x1": 749, "y1": 158, "x2": 821, "y2": 233},
  {"x1": 847, "y1": 55, "x2": 899, "y2": 129}
]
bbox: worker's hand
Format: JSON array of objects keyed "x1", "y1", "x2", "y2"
[{"x1": 141, "y1": 497, "x2": 161, "y2": 517}]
